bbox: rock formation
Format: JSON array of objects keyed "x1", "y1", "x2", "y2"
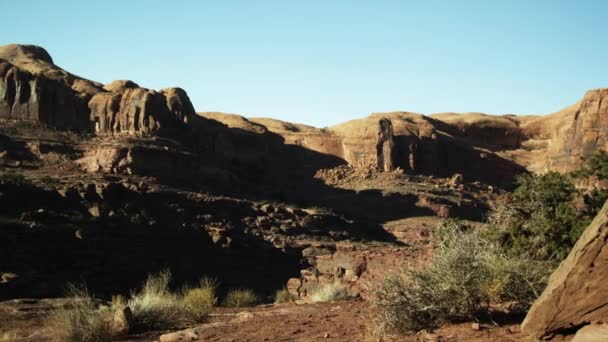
[
  {"x1": 3, "y1": 43, "x2": 608, "y2": 186},
  {"x1": 521, "y1": 199, "x2": 608, "y2": 339},
  {"x1": 89, "y1": 80, "x2": 194, "y2": 136},
  {"x1": 0, "y1": 44, "x2": 100, "y2": 130},
  {"x1": 0, "y1": 45, "x2": 197, "y2": 137},
  {"x1": 543, "y1": 89, "x2": 608, "y2": 173},
  {"x1": 376, "y1": 118, "x2": 396, "y2": 171}
]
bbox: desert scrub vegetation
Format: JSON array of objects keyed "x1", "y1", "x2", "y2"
[
  {"x1": 374, "y1": 221, "x2": 550, "y2": 333},
  {"x1": 46, "y1": 271, "x2": 218, "y2": 340},
  {"x1": 274, "y1": 287, "x2": 297, "y2": 303},
  {"x1": 485, "y1": 172, "x2": 584, "y2": 261},
  {"x1": 128, "y1": 270, "x2": 217, "y2": 330},
  {"x1": 181, "y1": 278, "x2": 218, "y2": 321},
  {"x1": 127, "y1": 270, "x2": 184, "y2": 330},
  {"x1": 310, "y1": 282, "x2": 350, "y2": 303},
  {"x1": 375, "y1": 154, "x2": 608, "y2": 334},
  {"x1": 46, "y1": 285, "x2": 116, "y2": 342},
  {"x1": 486, "y1": 152, "x2": 608, "y2": 262},
  {"x1": 222, "y1": 289, "x2": 258, "y2": 307}
]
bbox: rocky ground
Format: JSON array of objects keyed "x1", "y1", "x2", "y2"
[{"x1": 0, "y1": 122, "x2": 513, "y2": 341}]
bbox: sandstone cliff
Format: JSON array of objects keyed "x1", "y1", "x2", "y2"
[
  {"x1": 206, "y1": 111, "x2": 526, "y2": 184},
  {"x1": 0, "y1": 44, "x2": 197, "y2": 137},
  {"x1": 89, "y1": 80, "x2": 195, "y2": 136},
  {"x1": 0, "y1": 45, "x2": 101, "y2": 130},
  {"x1": 3, "y1": 43, "x2": 608, "y2": 185}
]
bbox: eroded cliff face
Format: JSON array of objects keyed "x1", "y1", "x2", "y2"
[
  {"x1": 0, "y1": 57, "x2": 94, "y2": 130},
  {"x1": 0, "y1": 45, "x2": 197, "y2": 138},
  {"x1": 3, "y1": 43, "x2": 608, "y2": 186},
  {"x1": 89, "y1": 80, "x2": 195, "y2": 136},
  {"x1": 542, "y1": 89, "x2": 608, "y2": 172},
  {"x1": 205, "y1": 111, "x2": 526, "y2": 185}
]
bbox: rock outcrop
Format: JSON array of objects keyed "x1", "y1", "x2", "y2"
[
  {"x1": 543, "y1": 89, "x2": 608, "y2": 173},
  {"x1": 0, "y1": 44, "x2": 101, "y2": 130},
  {"x1": 89, "y1": 80, "x2": 194, "y2": 136},
  {"x1": 4, "y1": 43, "x2": 608, "y2": 186},
  {"x1": 0, "y1": 44, "x2": 197, "y2": 137},
  {"x1": 521, "y1": 199, "x2": 608, "y2": 339}
]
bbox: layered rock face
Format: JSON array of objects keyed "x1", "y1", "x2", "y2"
[
  {"x1": 0, "y1": 45, "x2": 100, "y2": 130},
  {"x1": 543, "y1": 89, "x2": 608, "y2": 172},
  {"x1": 89, "y1": 80, "x2": 195, "y2": 136},
  {"x1": 521, "y1": 199, "x2": 608, "y2": 339},
  {"x1": 206, "y1": 111, "x2": 526, "y2": 184},
  {"x1": 0, "y1": 44, "x2": 197, "y2": 137}
]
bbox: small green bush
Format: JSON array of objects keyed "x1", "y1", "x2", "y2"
[
  {"x1": 182, "y1": 278, "x2": 217, "y2": 321},
  {"x1": 486, "y1": 172, "x2": 582, "y2": 261},
  {"x1": 572, "y1": 150, "x2": 608, "y2": 180},
  {"x1": 222, "y1": 289, "x2": 258, "y2": 307},
  {"x1": 374, "y1": 222, "x2": 550, "y2": 333},
  {"x1": 274, "y1": 288, "x2": 297, "y2": 303},
  {"x1": 46, "y1": 285, "x2": 115, "y2": 342},
  {"x1": 310, "y1": 282, "x2": 350, "y2": 303}
]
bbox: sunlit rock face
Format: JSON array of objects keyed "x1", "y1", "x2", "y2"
[
  {"x1": 89, "y1": 80, "x2": 195, "y2": 136},
  {"x1": 544, "y1": 88, "x2": 608, "y2": 172},
  {"x1": 0, "y1": 44, "x2": 99, "y2": 131}
]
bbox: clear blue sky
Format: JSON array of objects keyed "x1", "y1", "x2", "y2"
[{"x1": 3, "y1": 0, "x2": 607, "y2": 127}]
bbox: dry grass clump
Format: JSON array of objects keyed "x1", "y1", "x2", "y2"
[
  {"x1": 46, "y1": 286, "x2": 115, "y2": 342},
  {"x1": 127, "y1": 270, "x2": 184, "y2": 330},
  {"x1": 374, "y1": 222, "x2": 550, "y2": 333},
  {"x1": 310, "y1": 282, "x2": 350, "y2": 303},
  {"x1": 274, "y1": 287, "x2": 297, "y2": 303},
  {"x1": 222, "y1": 289, "x2": 258, "y2": 307},
  {"x1": 127, "y1": 271, "x2": 218, "y2": 330},
  {"x1": 182, "y1": 278, "x2": 218, "y2": 321},
  {"x1": 45, "y1": 271, "x2": 220, "y2": 338}
]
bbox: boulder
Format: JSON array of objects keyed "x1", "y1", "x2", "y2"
[
  {"x1": 571, "y1": 324, "x2": 608, "y2": 342},
  {"x1": 521, "y1": 200, "x2": 608, "y2": 339}
]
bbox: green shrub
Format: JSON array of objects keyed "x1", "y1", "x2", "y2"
[
  {"x1": 182, "y1": 278, "x2": 217, "y2": 321},
  {"x1": 127, "y1": 270, "x2": 184, "y2": 330},
  {"x1": 486, "y1": 172, "x2": 582, "y2": 261},
  {"x1": 222, "y1": 289, "x2": 258, "y2": 307},
  {"x1": 572, "y1": 150, "x2": 608, "y2": 180},
  {"x1": 310, "y1": 282, "x2": 350, "y2": 303},
  {"x1": 274, "y1": 288, "x2": 297, "y2": 303},
  {"x1": 374, "y1": 222, "x2": 550, "y2": 333},
  {"x1": 46, "y1": 285, "x2": 115, "y2": 342}
]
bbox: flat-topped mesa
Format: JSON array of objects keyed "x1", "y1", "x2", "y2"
[{"x1": 89, "y1": 80, "x2": 195, "y2": 136}]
